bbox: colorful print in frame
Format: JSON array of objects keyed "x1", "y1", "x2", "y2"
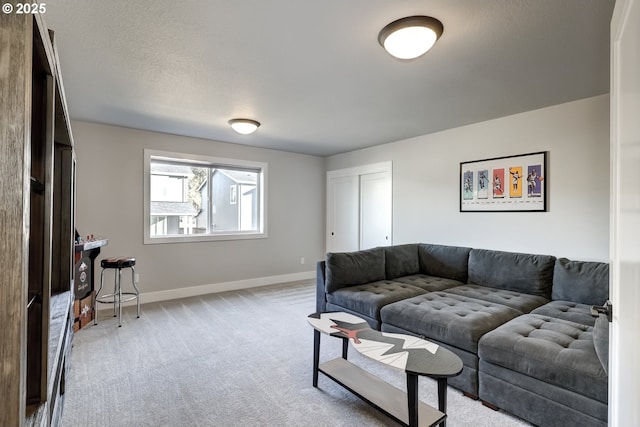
[
  {"x1": 527, "y1": 165, "x2": 543, "y2": 197},
  {"x1": 462, "y1": 170, "x2": 474, "y2": 200},
  {"x1": 509, "y1": 166, "x2": 523, "y2": 198},
  {"x1": 477, "y1": 169, "x2": 489, "y2": 199},
  {"x1": 492, "y1": 168, "x2": 505, "y2": 198},
  {"x1": 460, "y1": 152, "x2": 547, "y2": 212}
]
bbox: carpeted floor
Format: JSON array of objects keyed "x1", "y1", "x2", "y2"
[{"x1": 61, "y1": 280, "x2": 532, "y2": 426}]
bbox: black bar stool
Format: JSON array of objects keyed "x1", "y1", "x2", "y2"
[{"x1": 94, "y1": 257, "x2": 140, "y2": 327}]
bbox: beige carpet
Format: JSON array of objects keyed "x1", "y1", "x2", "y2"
[{"x1": 61, "y1": 280, "x2": 532, "y2": 427}]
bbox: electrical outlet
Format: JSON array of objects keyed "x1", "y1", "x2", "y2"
[
  {"x1": 300, "y1": 257, "x2": 305, "y2": 265},
  {"x1": 134, "y1": 273, "x2": 140, "y2": 283}
]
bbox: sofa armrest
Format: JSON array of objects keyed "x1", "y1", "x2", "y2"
[
  {"x1": 592, "y1": 312, "x2": 609, "y2": 374},
  {"x1": 316, "y1": 260, "x2": 327, "y2": 312}
]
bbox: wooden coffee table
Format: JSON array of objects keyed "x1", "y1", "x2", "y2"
[{"x1": 308, "y1": 312, "x2": 463, "y2": 427}]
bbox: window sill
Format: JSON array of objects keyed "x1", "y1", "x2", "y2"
[{"x1": 144, "y1": 231, "x2": 268, "y2": 245}]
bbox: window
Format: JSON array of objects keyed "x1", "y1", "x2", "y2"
[{"x1": 144, "y1": 150, "x2": 267, "y2": 244}]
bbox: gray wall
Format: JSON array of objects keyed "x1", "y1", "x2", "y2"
[
  {"x1": 72, "y1": 121, "x2": 326, "y2": 299},
  {"x1": 327, "y1": 95, "x2": 610, "y2": 261},
  {"x1": 74, "y1": 94, "x2": 609, "y2": 302}
]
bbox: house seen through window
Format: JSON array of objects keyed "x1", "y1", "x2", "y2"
[{"x1": 145, "y1": 150, "x2": 266, "y2": 243}]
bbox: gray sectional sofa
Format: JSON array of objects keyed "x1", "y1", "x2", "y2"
[{"x1": 315, "y1": 243, "x2": 609, "y2": 427}]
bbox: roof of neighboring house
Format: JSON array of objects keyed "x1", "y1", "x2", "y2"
[
  {"x1": 150, "y1": 163, "x2": 194, "y2": 177},
  {"x1": 213, "y1": 169, "x2": 257, "y2": 185},
  {"x1": 150, "y1": 201, "x2": 198, "y2": 216}
]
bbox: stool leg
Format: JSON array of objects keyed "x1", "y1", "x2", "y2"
[
  {"x1": 130, "y1": 266, "x2": 140, "y2": 318},
  {"x1": 117, "y1": 268, "x2": 123, "y2": 327},
  {"x1": 112, "y1": 268, "x2": 117, "y2": 316},
  {"x1": 95, "y1": 268, "x2": 106, "y2": 325}
]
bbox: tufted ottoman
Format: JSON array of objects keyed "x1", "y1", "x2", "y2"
[
  {"x1": 326, "y1": 280, "x2": 426, "y2": 329},
  {"x1": 478, "y1": 313, "x2": 607, "y2": 427},
  {"x1": 443, "y1": 284, "x2": 548, "y2": 313},
  {"x1": 379, "y1": 291, "x2": 523, "y2": 396},
  {"x1": 530, "y1": 300, "x2": 598, "y2": 326}
]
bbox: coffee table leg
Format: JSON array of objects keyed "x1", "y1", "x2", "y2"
[
  {"x1": 313, "y1": 329, "x2": 320, "y2": 387},
  {"x1": 407, "y1": 372, "x2": 418, "y2": 427},
  {"x1": 342, "y1": 337, "x2": 349, "y2": 359},
  {"x1": 437, "y1": 378, "x2": 448, "y2": 427}
]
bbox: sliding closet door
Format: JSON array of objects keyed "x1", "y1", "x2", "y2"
[
  {"x1": 360, "y1": 171, "x2": 391, "y2": 250},
  {"x1": 326, "y1": 175, "x2": 359, "y2": 253},
  {"x1": 326, "y1": 162, "x2": 392, "y2": 253}
]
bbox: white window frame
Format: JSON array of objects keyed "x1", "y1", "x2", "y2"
[{"x1": 144, "y1": 149, "x2": 268, "y2": 244}]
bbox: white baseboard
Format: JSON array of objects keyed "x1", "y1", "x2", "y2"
[{"x1": 97, "y1": 270, "x2": 315, "y2": 309}]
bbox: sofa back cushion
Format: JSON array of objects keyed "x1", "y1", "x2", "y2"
[
  {"x1": 551, "y1": 258, "x2": 609, "y2": 305},
  {"x1": 325, "y1": 247, "x2": 385, "y2": 293},
  {"x1": 418, "y1": 244, "x2": 472, "y2": 283},
  {"x1": 468, "y1": 249, "x2": 555, "y2": 298},
  {"x1": 384, "y1": 244, "x2": 419, "y2": 279}
]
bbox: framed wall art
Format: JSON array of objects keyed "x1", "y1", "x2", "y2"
[{"x1": 460, "y1": 151, "x2": 547, "y2": 212}]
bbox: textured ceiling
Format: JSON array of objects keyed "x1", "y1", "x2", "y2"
[{"x1": 43, "y1": 0, "x2": 615, "y2": 157}]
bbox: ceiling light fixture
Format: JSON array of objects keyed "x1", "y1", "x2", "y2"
[
  {"x1": 378, "y1": 16, "x2": 443, "y2": 60},
  {"x1": 229, "y1": 118, "x2": 260, "y2": 135}
]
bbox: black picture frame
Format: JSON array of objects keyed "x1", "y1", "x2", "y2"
[{"x1": 460, "y1": 151, "x2": 547, "y2": 212}]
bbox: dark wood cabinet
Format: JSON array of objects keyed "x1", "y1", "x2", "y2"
[{"x1": 1, "y1": 7, "x2": 76, "y2": 427}]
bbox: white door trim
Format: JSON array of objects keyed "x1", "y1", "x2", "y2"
[
  {"x1": 609, "y1": 0, "x2": 640, "y2": 425},
  {"x1": 326, "y1": 161, "x2": 392, "y2": 179}
]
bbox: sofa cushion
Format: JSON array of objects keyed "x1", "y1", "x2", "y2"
[
  {"x1": 552, "y1": 258, "x2": 609, "y2": 306},
  {"x1": 325, "y1": 248, "x2": 385, "y2": 293},
  {"x1": 531, "y1": 301, "x2": 597, "y2": 326},
  {"x1": 380, "y1": 291, "x2": 522, "y2": 353},
  {"x1": 478, "y1": 314, "x2": 607, "y2": 403},
  {"x1": 392, "y1": 274, "x2": 464, "y2": 292},
  {"x1": 468, "y1": 249, "x2": 555, "y2": 298},
  {"x1": 384, "y1": 244, "x2": 419, "y2": 279},
  {"x1": 418, "y1": 244, "x2": 472, "y2": 283},
  {"x1": 592, "y1": 314, "x2": 609, "y2": 374},
  {"x1": 326, "y1": 280, "x2": 426, "y2": 321},
  {"x1": 445, "y1": 284, "x2": 548, "y2": 313}
]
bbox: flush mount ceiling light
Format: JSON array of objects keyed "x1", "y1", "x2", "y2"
[
  {"x1": 229, "y1": 118, "x2": 260, "y2": 135},
  {"x1": 378, "y1": 16, "x2": 444, "y2": 60}
]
